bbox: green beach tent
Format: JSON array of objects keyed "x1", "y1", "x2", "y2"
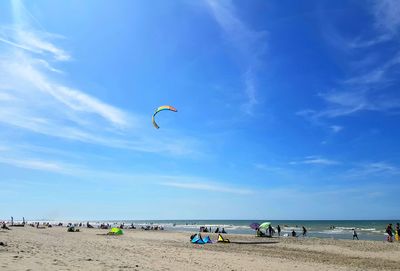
[{"x1": 109, "y1": 227, "x2": 123, "y2": 235}]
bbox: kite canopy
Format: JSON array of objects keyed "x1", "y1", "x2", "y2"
[
  {"x1": 259, "y1": 222, "x2": 271, "y2": 229},
  {"x1": 217, "y1": 234, "x2": 230, "y2": 243},
  {"x1": 152, "y1": 105, "x2": 177, "y2": 129},
  {"x1": 109, "y1": 228, "x2": 123, "y2": 235},
  {"x1": 191, "y1": 234, "x2": 206, "y2": 244}
]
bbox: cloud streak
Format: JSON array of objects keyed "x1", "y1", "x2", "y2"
[
  {"x1": 204, "y1": 0, "x2": 266, "y2": 114},
  {"x1": 290, "y1": 156, "x2": 340, "y2": 166},
  {"x1": 161, "y1": 179, "x2": 254, "y2": 195},
  {"x1": 0, "y1": 1, "x2": 202, "y2": 157},
  {"x1": 298, "y1": 0, "x2": 400, "y2": 128},
  {"x1": 0, "y1": 143, "x2": 252, "y2": 195},
  {"x1": 0, "y1": 157, "x2": 64, "y2": 172}
]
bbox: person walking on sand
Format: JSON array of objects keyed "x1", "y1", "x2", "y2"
[
  {"x1": 352, "y1": 229, "x2": 359, "y2": 240},
  {"x1": 302, "y1": 226, "x2": 307, "y2": 237},
  {"x1": 277, "y1": 225, "x2": 281, "y2": 236},
  {"x1": 395, "y1": 223, "x2": 400, "y2": 241}
]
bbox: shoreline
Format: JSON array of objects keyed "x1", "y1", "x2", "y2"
[
  {"x1": 1, "y1": 226, "x2": 400, "y2": 270},
  {"x1": 3, "y1": 219, "x2": 394, "y2": 241}
]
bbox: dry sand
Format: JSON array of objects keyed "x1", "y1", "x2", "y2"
[{"x1": 1, "y1": 227, "x2": 400, "y2": 270}]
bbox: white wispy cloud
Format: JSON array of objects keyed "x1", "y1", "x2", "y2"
[
  {"x1": 330, "y1": 125, "x2": 343, "y2": 133},
  {"x1": 349, "y1": 0, "x2": 400, "y2": 48},
  {"x1": 290, "y1": 156, "x2": 340, "y2": 166},
  {"x1": 204, "y1": 0, "x2": 266, "y2": 114},
  {"x1": 372, "y1": 0, "x2": 400, "y2": 37},
  {"x1": 0, "y1": 157, "x2": 64, "y2": 172},
  {"x1": 0, "y1": 1, "x2": 202, "y2": 157},
  {"x1": 299, "y1": 0, "x2": 400, "y2": 127},
  {"x1": 344, "y1": 161, "x2": 400, "y2": 178},
  {"x1": 242, "y1": 69, "x2": 259, "y2": 115},
  {"x1": 161, "y1": 180, "x2": 254, "y2": 195},
  {"x1": 0, "y1": 144, "x2": 251, "y2": 195},
  {"x1": 0, "y1": 49, "x2": 129, "y2": 128}
]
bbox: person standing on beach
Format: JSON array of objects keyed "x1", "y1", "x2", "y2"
[
  {"x1": 386, "y1": 224, "x2": 393, "y2": 242},
  {"x1": 395, "y1": 223, "x2": 400, "y2": 241},
  {"x1": 352, "y1": 229, "x2": 359, "y2": 240},
  {"x1": 277, "y1": 225, "x2": 281, "y2": 236},
  {"x1": 267, "y1": 225, "x2": 273, "y2": 237},
  {"x1": 302, "y1": 226, "x2": 307, "y2": 236}
]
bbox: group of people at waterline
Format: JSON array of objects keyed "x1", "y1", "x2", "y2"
[
  {"x1": 254, "y1": 223, "x2": 400, "y2": 241},
  {"x1": 256, "y1": 225, "x2": 307, "y2": 238},
  {"x1": 386, "y1": 223, "x2": 400, "y2": 242}
]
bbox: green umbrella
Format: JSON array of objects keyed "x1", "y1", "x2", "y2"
[{"x1": 259, "y1": 222, "x2": 271, "y2": 229}]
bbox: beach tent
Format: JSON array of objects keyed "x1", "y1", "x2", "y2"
[
  {"x1": 109, "y1": 228, "x2": 123, "y2": 235},
  {"x1": 217, "y1": 234, "x2": 230, "y2": 243},
  {"x1": 191, "y1": 234, "x2": 206, "y2": 244}
]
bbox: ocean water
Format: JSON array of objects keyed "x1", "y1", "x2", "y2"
[{"x1": 79, "y1": 220, "x2": 398, "y2": 241}]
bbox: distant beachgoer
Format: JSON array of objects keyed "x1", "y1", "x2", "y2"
[
  {"x1": 396, "y1": 223, "x2": 400, "y2": 239},
  {"x1": 277, "y1": 225, "x2": 281, "y2": 236},
  {"x1": 209, "y1": 227, "x2": 212, "y2": 232},
  {"x1": 221, "y1": 228, "x2": 227, "y2": 234},
  {"x1": 352, "y1": 229, "x2": 359, "y2": 240},
  {"x1": 1, "y1": 222, "x2": 10, "y2": 230},
  {"x1": 302, "y1": 226, "x2": 307, "y2": 236},
  {"x1": 386, "y1": 224, "x2": 393, "y2": 242},
  {"x1": 268, "y1": 225, "x2": 273, "y2": 237},
  {"x1": 291, "y1": 230, "x2": 297, "y2": 237},
  {"x1": 215, "y1": 227, "x2": 220, "y2": 233},
  {"x1": 67, "y1": 226, "x2": 75, "y2": 232}
]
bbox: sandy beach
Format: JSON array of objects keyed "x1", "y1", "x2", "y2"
[{"x1": 1, "y1": 227, "x2": 400, "y2": 271}]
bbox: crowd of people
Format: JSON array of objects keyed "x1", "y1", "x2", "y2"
[
  {"x1": 256, "y1": 225, "x2": 308, "y2": 238},
  {"x1": 199, "y1": 226, "x2": 227, "y2": 234},
  {"x1": 385, "y1": 223, "x2": 400, "y2": 242}
]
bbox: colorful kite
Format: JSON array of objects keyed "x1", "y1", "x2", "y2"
[{"x1": 152, "y1": 105, "x2": 177, "y2": 129}]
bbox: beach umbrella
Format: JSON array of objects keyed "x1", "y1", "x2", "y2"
[
  {"x1": 259, "y1": 222, "x2": 271, "y2": 229},
  {"x1": 250, "y1": 223, "x2": 260, "y2": 230}
]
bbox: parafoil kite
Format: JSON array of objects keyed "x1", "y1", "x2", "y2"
[{"x1": 152, "y1": 105, "x2": 177, "y2": 129}]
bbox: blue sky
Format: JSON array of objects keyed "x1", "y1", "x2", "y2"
[{"x1": 1, "y1": 0, "x2": 400, "y2": 220}]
